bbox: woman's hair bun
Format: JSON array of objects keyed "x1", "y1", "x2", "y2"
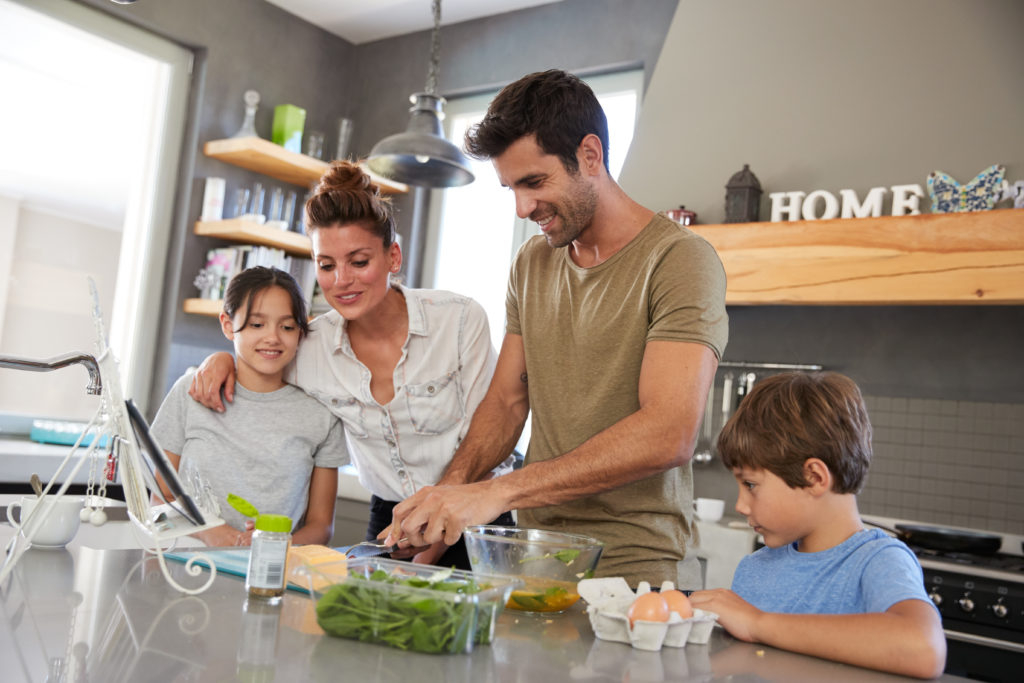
[
  {"x1": 315, "y1": 160, "x2": 379, "y2": 197},
  {"x1": 305, "y1": 160, "x2": 395, "y2": 246}
]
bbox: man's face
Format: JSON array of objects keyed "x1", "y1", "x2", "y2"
[{"x1": 492, "y1": 135, "x2": 598, "y2": 248}]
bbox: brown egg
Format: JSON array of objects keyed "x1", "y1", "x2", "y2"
[
  {"x1": 626, "y1": 592, "x2": 670, "y2": 627},
  {"x1": 661, "y1": 589, "x2": 694, "y2": 619}
]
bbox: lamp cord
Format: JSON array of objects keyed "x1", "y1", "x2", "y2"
[{"x1": 425, "y1": 0, "x2": 441, "y2": 95}]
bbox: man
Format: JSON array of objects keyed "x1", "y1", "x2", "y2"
[{"x1": 388, "y1": 70, "x2": 728, "y2": 587}]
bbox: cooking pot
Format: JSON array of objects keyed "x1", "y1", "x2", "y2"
[{"x1": 866, "y1": 521, "x2": 1002, "y2": 555}]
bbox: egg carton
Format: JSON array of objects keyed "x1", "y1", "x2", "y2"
[{"x1": 577, "y1": 577, "x2": 718, "y2": 652}]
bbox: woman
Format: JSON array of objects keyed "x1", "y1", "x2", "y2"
[{"x1": 189, "y1": 160, "x2": 513, "y2": 567}]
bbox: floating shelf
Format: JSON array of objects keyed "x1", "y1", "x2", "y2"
[
  {"x1": 183, "y1": 298, "x2": 223, "y2": 317},
  {"x1": 203, "y1": 137, "x2": 408, "y2": 193},
  {"x1": 689, "y1": 209, "x2": 1024, "y2": 305},
  {"x1": 194, "y1": 219, "x2": 311, "y2": 256}
]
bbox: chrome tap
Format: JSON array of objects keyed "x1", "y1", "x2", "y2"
[{"x1": 0, "y1": 351, "x2": 102, "y2": 395}]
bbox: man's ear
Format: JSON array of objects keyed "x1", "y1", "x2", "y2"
[
  {"x1": 219, "y1": 312, "x2": 235, "y2": 341},
  {"x1": 803, "y1": 458, "x2": 833, "y2": 495},
  {"x1": 577, "y1": 133, "x2": 605, "y2": 175}
]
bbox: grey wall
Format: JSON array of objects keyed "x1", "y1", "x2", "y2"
[{"x1": 622, "y1": 0, "x2": 1024, "y2": 519}]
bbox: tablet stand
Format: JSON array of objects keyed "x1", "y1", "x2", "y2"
[{"x1": 1, "y1": 279, "x2": 225, "y2": 594}]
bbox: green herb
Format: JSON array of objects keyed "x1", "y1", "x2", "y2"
[
  {"x1": 552, "y1": 549, "x2": 580, "y2": 565},
  {"x1": 517, "y1": 547, "x2": 582, "y2": 566},
  {"x1": 509, "y1": 585, "x2": 569, "y2": 611},
  {"x1": 315, "y1": 568, "x2": 497, "y2": 654}
]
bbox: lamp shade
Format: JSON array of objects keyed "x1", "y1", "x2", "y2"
[{"x1": 367, "y1": 93, "x2": 474, "y2": 188}]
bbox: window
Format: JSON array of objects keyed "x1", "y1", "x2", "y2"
[
  {"x1": 424, "y1": 70, "x2": 643, "y2": 452},
  {"x1": 0, "y1": 0, "x2": 191, "y2": 425}
]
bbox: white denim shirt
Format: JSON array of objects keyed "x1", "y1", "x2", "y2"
[{"x1": 287, "y1": 286, "x2": 501, "y2": 501}]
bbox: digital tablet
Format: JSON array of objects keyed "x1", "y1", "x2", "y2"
[{"x1": 124, "y1": 398, "x2": 206, "y2": 527}]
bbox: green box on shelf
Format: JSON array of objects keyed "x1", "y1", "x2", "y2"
[{"x1": 272, "y1": 104, "x2": 306, "y2": 153}]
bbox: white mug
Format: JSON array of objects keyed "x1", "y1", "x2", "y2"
[
  {"x1": 694, "y1": 497, "x2": 725, "y2": 523},
  {"x1": 6, "y1": 494, "x2": 84, "y2": 548}
]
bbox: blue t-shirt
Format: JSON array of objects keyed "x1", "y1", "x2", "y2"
[{"x1": 732, "y1": 528, "x2": 935, "y2": 614}]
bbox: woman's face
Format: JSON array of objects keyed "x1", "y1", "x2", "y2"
[{"x1": 311, "y1": 223, "x2": 401, "y2": 321}]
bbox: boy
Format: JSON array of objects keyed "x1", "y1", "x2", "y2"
[{"x1": 689, "y1": 372, "x2": 946, "y2": 679}]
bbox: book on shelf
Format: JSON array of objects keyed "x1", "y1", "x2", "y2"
[{"x1": 197, "y1": 245, "x2": 316, "y2": 310}]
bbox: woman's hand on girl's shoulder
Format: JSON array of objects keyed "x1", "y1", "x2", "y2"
[{"x1": 188, "y1": 352, "x2": 237, "y2": 412}]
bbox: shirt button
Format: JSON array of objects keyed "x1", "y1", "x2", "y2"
[
  {"x1": 427, "y1": 385, "x2": 435, "y2": 394},
  {"x1": 387, "y1": 439, "x2": 396, "y2": 448},
  {"x1": 397, "y1": 469, "x2": 405, "y2": 478}
]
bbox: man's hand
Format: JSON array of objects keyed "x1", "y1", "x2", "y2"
[
  {"x1": 411, "y1": 541, "x2": 450, "y2": 565},
  {"x1": 187, "y1": 352, "x2": 236, "y2": 412},
  {"x1": 385, "y1": 480, "x2": 507, "y2": 548},
  {"x1": 689, "y1": 588, "x2": 763, "y2": 642}
]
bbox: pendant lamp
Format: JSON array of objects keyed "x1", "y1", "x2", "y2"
[{"x1": 367, "y1": 0, "x2": 474, "y2": 188}]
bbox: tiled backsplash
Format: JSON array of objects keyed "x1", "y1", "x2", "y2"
[{"x1": 859, "y1": 396, "x2": 1024, "y2": 534}]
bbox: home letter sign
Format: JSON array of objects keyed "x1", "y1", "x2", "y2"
[{"x1": 770, "y1": 184, "x2": 925, "y2": 221}]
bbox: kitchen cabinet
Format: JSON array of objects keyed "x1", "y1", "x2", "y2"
[
  {"x1": 690, "y1": 208, "x2": 1024, "y2": 305},
  {"x1": 185, "y1": 137, "x2": 409, "y2": 317}
]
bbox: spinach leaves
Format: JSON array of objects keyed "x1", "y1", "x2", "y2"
[{"x1": 315, "y1": 568, "x2": 495, "y2": 654}]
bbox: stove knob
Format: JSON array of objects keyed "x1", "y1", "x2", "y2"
[
  {"x1": 958, "y1": 596, "x2": 975, "y2": 613},
  {"x1": 928, "y1": 590, "x2": 943, "y2": 607},
  {"x1": 991, "y1": 602, "x2": 1008, "y2": 619}
]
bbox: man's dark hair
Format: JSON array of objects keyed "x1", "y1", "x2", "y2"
[{"x1": 465, "y1": 69, "x2": 610, "y2": 174}]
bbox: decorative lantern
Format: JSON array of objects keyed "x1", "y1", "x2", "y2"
[{"x1": 725, "y1": 164, "x2": 763, "y2": 223}]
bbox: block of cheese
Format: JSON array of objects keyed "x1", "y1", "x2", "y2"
[{"x1": 285, "y1": 544, "x2": 347, "y2": 593}]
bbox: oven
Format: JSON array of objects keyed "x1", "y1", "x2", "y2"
[{"x1": 917, "y1": 551, "x2": 1024, "y2": 682}]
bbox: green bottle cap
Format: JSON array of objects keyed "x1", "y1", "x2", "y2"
[{"x1": 254, "y1": 514, "x2": 292, "y2": 533}]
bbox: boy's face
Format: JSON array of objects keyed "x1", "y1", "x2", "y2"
[{"x1": 732, "y1": 466, "x2": 817, "y2": 549}]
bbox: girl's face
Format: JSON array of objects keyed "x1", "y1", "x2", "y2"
[
  {"x1": 219, "y1": 285, "x2": 301, "y2": 392},
  {"x1": 311, "y1": 223, "x2": 401, "y2": 322}
]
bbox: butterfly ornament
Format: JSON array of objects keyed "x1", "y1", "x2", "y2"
[{"x1": 926, "y1": 164, "x2": 1005, "y2": 213}]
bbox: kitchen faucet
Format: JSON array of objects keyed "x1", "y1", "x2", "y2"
[{"x1": 0, "y1": 351, "x2": 102, "y2": 395}]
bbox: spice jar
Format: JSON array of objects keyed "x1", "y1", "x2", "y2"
[{"x1": 246, "y1": 514, "x2": 292, "y2": 601}]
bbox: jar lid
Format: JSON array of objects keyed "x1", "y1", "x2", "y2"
[{"x1": 254, "y1": 514, "x2": 292, "y2": 533}]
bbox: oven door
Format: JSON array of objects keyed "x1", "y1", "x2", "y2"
[{"x1": 943, "y1": 629, "x2": 1024, "y2": 682}]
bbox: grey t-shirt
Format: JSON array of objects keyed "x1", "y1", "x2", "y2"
[{"x1": 151, "y1": 370, "x2": 347, "y2": 531}]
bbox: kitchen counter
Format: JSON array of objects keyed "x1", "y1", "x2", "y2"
[{"x1": 1, "y1": 522, "x2": 970, "y2": 683}]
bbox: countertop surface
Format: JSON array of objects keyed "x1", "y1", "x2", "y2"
[{"x1": 0, "y1": 518, "x2": 971, "y2": 683}]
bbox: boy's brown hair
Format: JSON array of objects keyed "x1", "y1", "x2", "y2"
[{"x1": 717, "y1": 371, "x2": 872, "y2": 493}]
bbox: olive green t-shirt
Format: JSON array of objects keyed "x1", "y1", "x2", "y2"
[{"x1": 507, "y1": 213, "x2": 728, "y2": 586}]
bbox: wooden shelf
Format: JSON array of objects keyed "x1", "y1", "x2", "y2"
[
  {"x1": 194, "y1": 219, "x2": 312, "y2": 256},
  {"x1": 203, "y1": 137, "x2": 408, "y2": 193},
  {"x1": 689, "y1": 209, "x2": 1024, "y2": 305},
  {"x1": 183, "y1": 298, "x2": 223, "y2": 317}
]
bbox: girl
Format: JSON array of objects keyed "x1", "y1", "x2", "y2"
[
  {"x1": 153, "y1": 266, "x2": 346, "y2": 546},
  {"x1": 189, "y1": 161, "x2": 513, "y2": 567}
]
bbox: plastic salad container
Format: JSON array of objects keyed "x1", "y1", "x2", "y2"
[{"x1": 298, "y1": 557, "x2": 521, "y2": 654}]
